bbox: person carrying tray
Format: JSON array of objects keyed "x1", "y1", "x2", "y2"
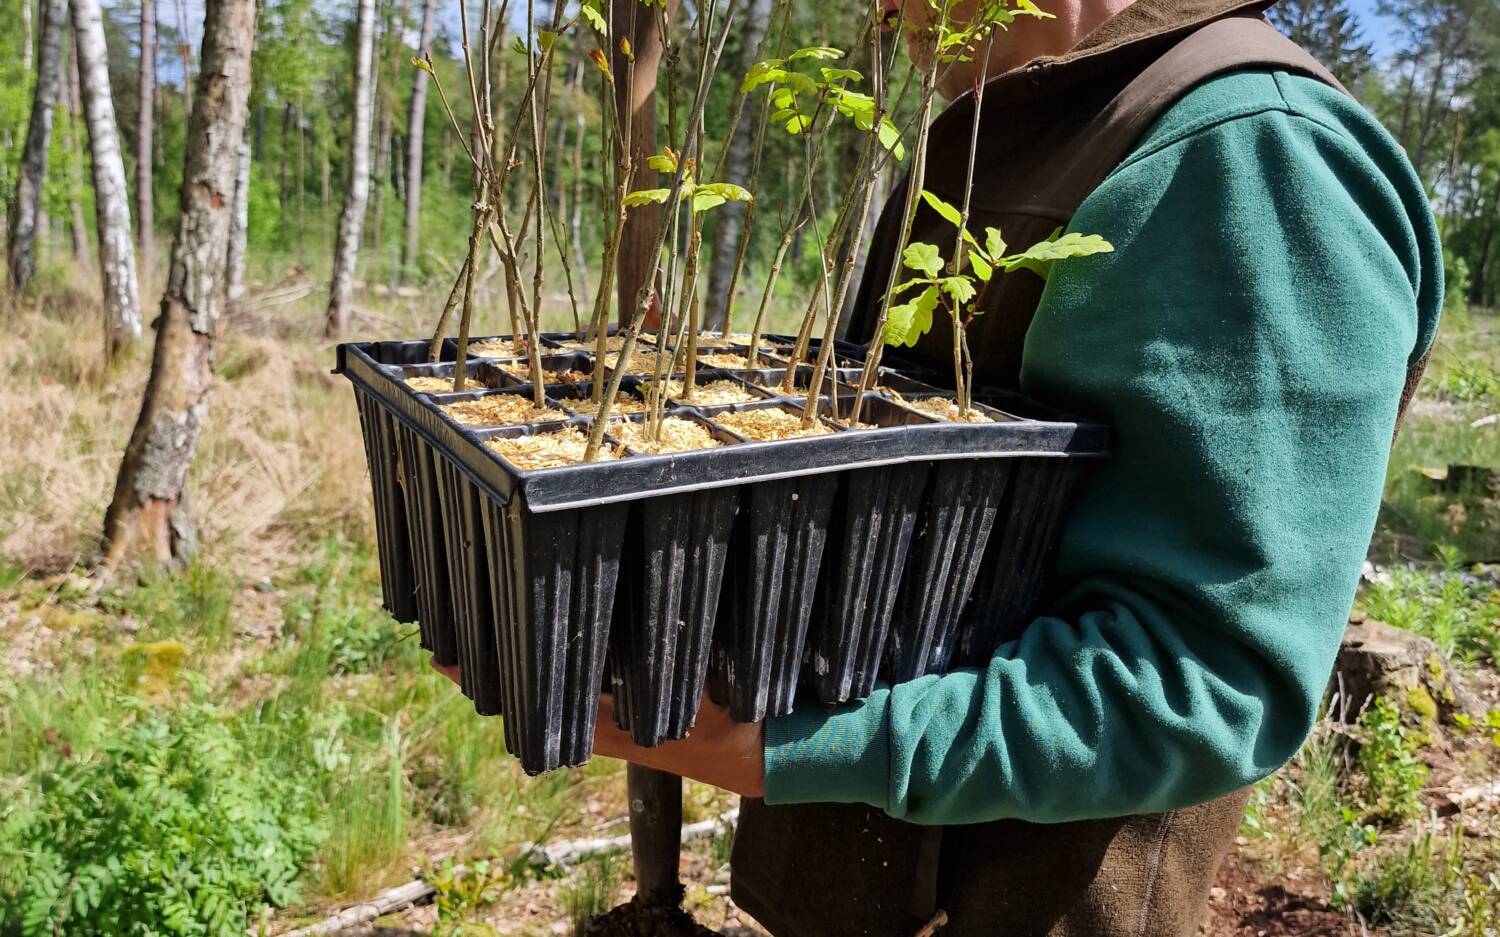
[{"x1": 441, "y1": 0, "x2": 1442, "y2": 931}]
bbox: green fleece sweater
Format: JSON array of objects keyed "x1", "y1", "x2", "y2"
[{"x1": 763, "y1": 69, "x2": 1443, "y2": 825}]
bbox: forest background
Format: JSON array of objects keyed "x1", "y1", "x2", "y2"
[{"x1": 0, "y1": 0, "x2": 1498, "y2": 934}]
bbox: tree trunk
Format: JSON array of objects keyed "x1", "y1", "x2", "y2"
[
  {"x1": 611, "y1": 0, "x2": 678, "y2": 329},
  {"x1": 66, "y1": 47, "x2": 90, "y2": 267},
  {"x1": 1470, "y1": 175, "x2": 1500, "y2": 306},
  {"x1": 324, "y1": 0, "x2": 376, "y2": 337},
  {"x1": 279, "y1": 100, "x2": 292, "y2": 202},
  {"x1": 227, "y1": 126, "x2": 252, "y2": 313},
  {"x1": 174, "y1": 0, "x2": 193, "y2": 116},
  {"x1": 21, "y1": 0, "x2": 32, "y2": 73},
  {"x1": 7, "y1": 0, "x2": 66, "y2": 294},
  {"x1": 401, "y1": 0, "x2": 437, "y2": 279},
  {"x1": 73, "y1": 0, "x2": 143, "y2": 359},
  {"x1": 137, "y1": 0, "x2": 156, "y2": 269},
  {"x1": 703, "y1": 0, "x2": 771, "y2": 331},
  {"x1": 368, "y1": 0, "x2": 411, "y2": 255},
  {"x1": 102, "y1": 0, "x2": 257, "y2": 571}
]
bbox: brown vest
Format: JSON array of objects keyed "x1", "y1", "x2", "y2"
[{"x1": 731, "y1": 5, "x2": 1386, "y2": 937}]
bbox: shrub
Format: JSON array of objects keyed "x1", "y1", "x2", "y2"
[
  {"x1": 0, "y1": 694, "x2": 326, "y2": 936},
  {"x1": 281, "y1": 540, "x2": 414, "y2": 675},
  {"x1": 1356, "y1": 697, "x2": 1429, "y2": 824}
]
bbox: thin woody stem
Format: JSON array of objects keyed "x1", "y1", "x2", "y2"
[
  {"x1": 428, "y1": 254, "x2": 471, "y2": 361},
  {"x1": 584, "y1": 0, "x2": 739, "y2": 462}
]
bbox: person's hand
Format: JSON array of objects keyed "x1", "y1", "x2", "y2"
[
  {"x1": 429, "y1": 656, "x2": 764, "y2": 797},
  {"x1": 592, "y1": 692, "x2": 765, "y2": 798}
]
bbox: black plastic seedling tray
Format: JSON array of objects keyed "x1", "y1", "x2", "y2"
[{"x1": 338, "y1": 336, "x2": 1108, "y2": 774}]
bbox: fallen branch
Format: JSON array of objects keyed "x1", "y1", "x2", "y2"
[
  {"x1": 248, "y1": 283, "x2": 317, "y2": 310},
  {"x1": 279, "y1": 879, "x2": 437, "y2": 936},
  {"x1": 279, "y1": 808, "x2": 741, "y2": 936},
  {"x1": 522, "y1": 808, "x2": 739, "y2": 868}
]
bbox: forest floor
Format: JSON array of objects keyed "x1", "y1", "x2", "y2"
[{"x1": 0, "y1": 274, "x2": 1497, "y2": 935}]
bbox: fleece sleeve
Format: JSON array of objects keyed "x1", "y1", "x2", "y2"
[{"x1": 760, "y1": 76, "x2": 1440, "y2": 825}]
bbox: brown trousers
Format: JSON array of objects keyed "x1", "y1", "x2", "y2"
[{"x1": 730, "y1": 788, "x2": 1249, "y2": 937}]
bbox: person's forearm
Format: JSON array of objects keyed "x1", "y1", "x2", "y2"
[{"x1": 761, "y1": 74, "x2": 1438, "y2": 824}]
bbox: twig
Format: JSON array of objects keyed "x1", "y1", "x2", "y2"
[
  {"x1": 280, "y1": 880, "x2": 438, "y2": 936},
  {"x1": 279, "y1": 810, "x2": 741, "y2": 937}
]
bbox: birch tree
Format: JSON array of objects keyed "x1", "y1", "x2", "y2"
[
  {"x1": 324, "y1": 0, "x2": 376, "y2": 337},
  {"x1": 368, "y1": 0, "x2": 411, "y2": 253},
  {"x1": 73, "y1": 0, "x2": 143, "y2": 358},
  {"x1": 703, "y1": 0, "x2": 772, "y2": 331},
  {"x1": 6, "y1": 0, "x2": 67, "y2": 294},
  {"x1": 137, "y1": 0, "x2": 156, "y2": 268},
  {"x1": 401, "y1": 0, "x2": 437, "y2": 278},
  {"x1": 102, "y1": 0, "x2": 258, "y2": 570},
  {"x1": 226, "y1": 127, "x2": 252, "y2": 312}
]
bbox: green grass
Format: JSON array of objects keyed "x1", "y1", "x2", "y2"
[
  {"x1": 1358, "y1": 564, "x2": 1500, "y2": 665},
  {"x1": 1377, "y1": 307, "x2": 1500, "y2": 564},
  {"x1": 562, "y1": 851, "x2": 626, "y2": 934}
]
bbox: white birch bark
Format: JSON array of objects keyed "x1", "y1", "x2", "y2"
[
  {"x1": 137, "y1": 0, "x2": 156, "y2": 267},
  {"x1": 103, "y1": 0, "x2": 258, "y2": 570},
  {"x1": 226, "y1": 126, "x2": 252, "y2": 311},
  {"x1": 702, "y1": 0, "x2": 772, "y2": 331},
  {"x1": 72, "y1": 0, "x2": 142, "y2": 358},
  {"x1": 401, "y1": 0, "x2": 438, "y2": 279},
  {"x1": 7, "y1": 0, "x2": 67, "y2": 293},
  {"x1": 324, "y1": 0, "x2": 376, "y2": 337}
]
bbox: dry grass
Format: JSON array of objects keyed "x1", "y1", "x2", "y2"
[{"x1": 0, "y1": 295, "x2": 372, "y2": 578}]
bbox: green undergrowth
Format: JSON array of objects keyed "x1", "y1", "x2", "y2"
[
  {"x1": 0, "y1": 537, "x2": 615, "y2": 934},
  {"x1": 1358, "y1": 559, "x2": 1500, "y2": 665},
  {"x1": 1378, "y1": 308, "x2": 1500, "y2": 565}
]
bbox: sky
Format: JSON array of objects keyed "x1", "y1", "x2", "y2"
[{"x1": 142, "y1": 0, "x2": 1412, "y2": 86}]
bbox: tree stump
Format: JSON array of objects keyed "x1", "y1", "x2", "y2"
[{"x1": 1334, "y1": 614, "x2": 1481, "y2": 723}]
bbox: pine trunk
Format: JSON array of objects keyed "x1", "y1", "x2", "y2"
[
  {"x1": 73, "y1": 0, "x2": 143, "y2": 358},
  {"x1": 324, "y1": 0, "x2": 376, "y2": 337},
  {"x1": 137, "y1": 0, "x2": 156, "y2": 268},
  {"x1": 6, "y1": 0, "x2": 66, "y2": 294},
  {"x1": 400, "y1": 0, "x2": 437, "y2": 279},
  {"x1": 702, "y1": 0, "x2": 771, "y2": 331},
  {"x1": 102, "y1": 0, "x2": 257, "y2": 571}
]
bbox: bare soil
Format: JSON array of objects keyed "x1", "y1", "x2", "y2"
[
  {"x1": 1202, "y1": 854, "x2": 1365, "y2": 936},
  {"x1": 578, "y1": 892, "x2": 721, "y2": 937}
]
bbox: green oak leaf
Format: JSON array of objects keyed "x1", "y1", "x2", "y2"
[
  {"x1": 882, "y1": 286, "x2": 939, "y2": 347},
  {"x1": 622, "y1": 188, "x2": 671, "y2": 208},
  {"x1": 741, "y1": 60, "x2": 787, "y2": 92},
  {"x1": 580, "y1": 2, "x2": 607, "y2": 32},
  {"x1": 968, "y1": 253, "x2": 993, "y2": 282},
  {"x1": 789, "y1": 46, "x2": 844, "y2": 61},
  {"x1": 939, "y1": 275, "x2": 977, "y2": 304},
  {"x1": 919, "y1": 190, "x2": 962, "y2": 228},
  {"x1": 878, "y1": 118, "x2": 905, "y2": 161},
  {"x1": 695, "y1": 182, "x2": 753, "y2": 202},
  {"x1": 819, "y1": 66, "x2": 863, "y2": 84},
  {"x1": 984, "y1": 226, "x2": 1006, "y2": 260},
  {"x1": 901, "y1": 242, "x2": 945, "y2": 277},
  {"x1": 1002, "y1": 230, "x2": 1114, "y2": 279}
]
